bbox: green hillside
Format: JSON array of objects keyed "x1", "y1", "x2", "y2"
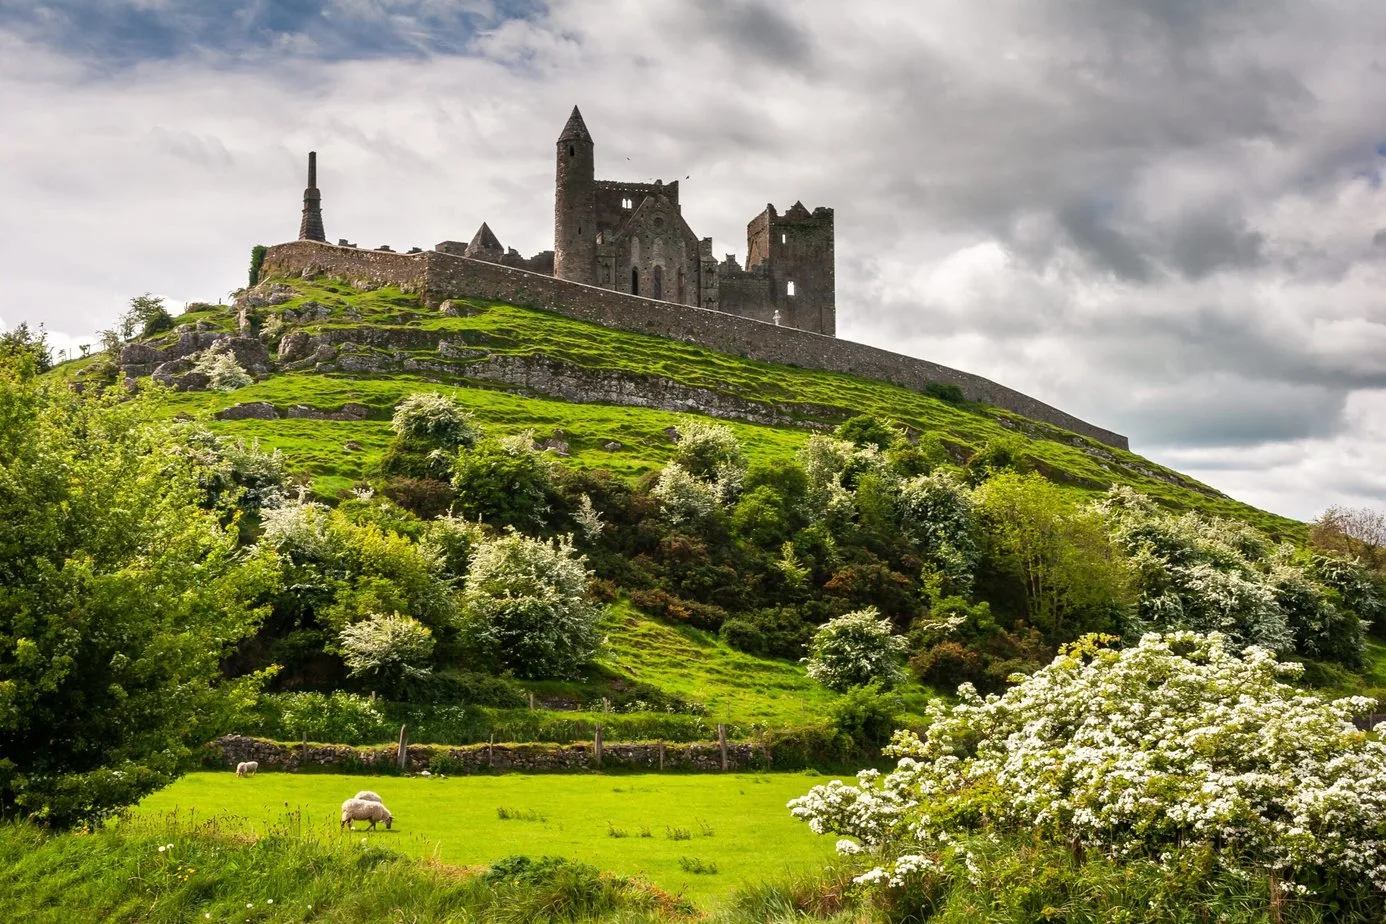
[{"x1": 87, "y1": 273, "x2": 1299, "y2": 536}]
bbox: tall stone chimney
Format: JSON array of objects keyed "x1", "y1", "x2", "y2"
[{"x1": 299, "y1": 151, "x2": 326, "y2": 242}]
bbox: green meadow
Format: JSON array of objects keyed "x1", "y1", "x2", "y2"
[{"x1": 133, "y1": 771, "x2": 838, "y2": 907}]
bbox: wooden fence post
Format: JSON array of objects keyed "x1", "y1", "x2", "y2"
[
  {"x1": 529, "y1": 692, "x2": 536, "y2": 710},
  {"x1": 488, "y1": 733, "x2": 495, "y2": 770},
  {"x1": 658, "y1": 740, "x2": 665, "y2": 772},
  {"x1": 594, "y1": 724, "x2": 604, "y2": 769},
  {"x1": 718, "y1": 723, "x2": 728, "y2": 771},
  {"x1": 397, "y1": 724, "x2": 408, "y2": 770}
]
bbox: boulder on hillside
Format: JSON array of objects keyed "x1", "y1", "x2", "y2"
[
  {"x1": 277, "y1": 331, "x2": 311, "y2": 363},
  {"x1": 216, "y1": 401, "x2": 279, "y2": 421},
  {"x1": 151, "y1": 358, "x2": 193, "y2": 385}
]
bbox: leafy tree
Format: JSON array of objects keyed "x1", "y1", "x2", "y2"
[
  {"x1": 963, "y1": 434, "x2": 1031, "y2": 485},
  {"x1": 0, "y1": 356, "x2": 277, "y2": 826},
  {"x1": 451, "y1": 434, "x2": 555, "y2": 530},
  {"x1": 976, "y1": 473, "x2": 1133, "y2": 639},
  {"x1": 834, "y1": 414, "x2": 901, "y2": 451},
  {"x1": 652, "y1": 462, "x2": 718, "y2": 524},
  {"x1": 381, "y1": 393, "x2": 478, "y2": 481},
  {"x1": 670, "y1": 417, "x2": 745, "y2": 481},
  {"x1": 897, "y1": 470, "x2": 979, "y2": 594},
  {"x1": 1312, "y1": 505, "x2": 1386, "y2": 572},
  {"x1": 0, "y1": 322, "x2": 52, "y2": 373},
  {"x1": 804, "y1": 608, "x2": 908, "y2": 691},
  {"x1": 829, "y1": 682, "x2": 902, "y2": 756},
  {"x1": 461, "y1": 533, "x2": 601, "y2": 679},
  {"x1": 124, "y1": 293, "x2": 174, "y2": 339},
  {"x1": 338, "y1": 613, "x2": 435, "y2": 698}
]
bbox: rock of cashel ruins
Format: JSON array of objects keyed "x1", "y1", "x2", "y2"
[{"x1": 260, "y1": 105, "x2": 1128, "y2": 450}]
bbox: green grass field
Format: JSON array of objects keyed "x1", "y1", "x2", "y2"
[{"x1": 133, "y1": 771, "x2": 838, "y2": 907}]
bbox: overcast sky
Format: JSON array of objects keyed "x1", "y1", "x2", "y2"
[{"x1": 2, "y1": 0, "x2": 1384, "y2": 522}]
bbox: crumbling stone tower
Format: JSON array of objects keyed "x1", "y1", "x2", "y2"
[
  {"x1": 554, "y1": 107, "x2": 597, "y2": 285},
  {"x1": 299, "y1": 151, "x2": 325, "y2": 243},
  {"x1": 746, "y1": 203, "x2": 835, "y2": 336}
]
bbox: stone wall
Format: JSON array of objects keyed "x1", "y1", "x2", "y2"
[
  {"x1": 261, "y1": 241, "x2": 427, "y2": 293},
  {"x1": 260, "y1": 241, "x2": 1129, "y2": 449},
  {"x1": 215, "y1": 735, "x2": 771, "y2": 774}
]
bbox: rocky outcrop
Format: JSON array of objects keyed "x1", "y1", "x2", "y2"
[
  {"x1": 118, "y1": 342, "x2": 167, "y2": 365},
  {"x1": 286, "y1": 402, "x2": 371, "y2": 421},
  {"x1": 216, "y1": 401, "x2": 278, "y2": 421}
]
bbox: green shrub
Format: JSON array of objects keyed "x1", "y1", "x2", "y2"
[
  {"x1": 248, "y1": 244, "x2": 267, "y2": 286},
  {"x1": 925, "y1": 382, "x2": 966, "y2": 404},
  {"x1": 828, "y1": 682, "x2": 901, "y2": 757}
]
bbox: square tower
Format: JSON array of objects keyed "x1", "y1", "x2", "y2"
[{"x1": 745, "y1": 202, "x2": 835, "y2": 335}]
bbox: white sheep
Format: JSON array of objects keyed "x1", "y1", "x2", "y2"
[
  {"x1": 341, "y1": 797, "x2": 393, "y2": 831},
  {"x1": 353, "y1": 790, "x2": 383, "y2": 803},
  {"x1": 235, "y1": 761, "x2": 259, "y2": 777}
]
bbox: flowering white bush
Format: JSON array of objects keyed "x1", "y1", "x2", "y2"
[
  {"x1": 338, "y1": 613, "x2": 435, "y2": 688},
  {"x1": 193, "y1": 349, "x2": 252, "y2": 391},
  {"x1": 259, "y1": 498, "x2": 335, "y2": 560},
  {"x1": 896, "y1": 470, "x2": 978, "y2": 591},
  {"x1": 670, "y1": 417, "x2": 746, "y2": 482},
  {"x1": 391, "y1": 392, "x2": 478, "y2": 450},
  {"x1": 804, "y1": 608, "x2": 908, "y2": 691},
  {"x1": 652, "y1": 461, "x2": 718, "y2": 524},
  {"x1": 1101, "y1": 486, "x2": 1363, "y2": 659},
  {"x1": 461, "y1": 532, "x2": 601, "y2": 679},
  {"x1": 789, "y1": 632, "x2": 1386, "y2": 894}
]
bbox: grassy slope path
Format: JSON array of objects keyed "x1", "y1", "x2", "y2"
[{"x1": 135, "y1": 772, "x2": 837, "y2": 906}]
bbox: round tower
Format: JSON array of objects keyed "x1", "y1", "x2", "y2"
[{"x1": 554, "y1": 106, "x2": 596, "y2": 284}]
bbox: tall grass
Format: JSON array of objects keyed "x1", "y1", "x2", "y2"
[{"x1": 0, "y1": 814, "x2": 691, "y2": 923}]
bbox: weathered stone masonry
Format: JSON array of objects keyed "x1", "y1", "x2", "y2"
[{"x1": 261, "y1": 240, "x2": 1129, "y2": 449}]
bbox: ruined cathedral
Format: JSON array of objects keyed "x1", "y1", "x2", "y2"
[{"x1": 301, "y1": 106, "x2": 836, "y2": 336}]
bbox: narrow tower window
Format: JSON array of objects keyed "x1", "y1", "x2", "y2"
[
  {"x1": 781, "y1": 233, "x2": 786, "y2": 244},
  {"x1": 569, "y1": 145, "x2": 575, "y2": 157},
  {"x1": 787, "y1": 280, "x2": 796, "y2": 296},
  {"x1": 653, "y1": 265, "x2": 664, "y2": 300},
  {"x1": 631, "y1": 268, "x2": 640, "y2": 296},
  {"x1": 622, "y1": 197, "x2": 632, "y2": 209}
]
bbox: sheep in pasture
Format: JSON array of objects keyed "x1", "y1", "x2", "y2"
[
  {"x1": 341, "y1": 797, "x2": 393, "y2": 831},
  {"x1": 235, "y1": 761, "x2": 258, "y2": 777},
  {"x1": 354, "y1": 790, "x2": 383, "y2": 803}
]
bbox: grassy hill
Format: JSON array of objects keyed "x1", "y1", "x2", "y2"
[{"x1": 77, "y1": 273, "x2": 1300, "y2": 536}]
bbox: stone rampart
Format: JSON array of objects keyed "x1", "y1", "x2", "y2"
[
  {"x1": 261, "y1": 241, "x2": 426, "y2": 293},
  {"x1": 261, "y1": 241, "x2": 1129, "y2": 449}
]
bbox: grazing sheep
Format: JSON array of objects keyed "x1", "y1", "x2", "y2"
[
  {"x1": 341, "y1": 797, "x2": 393, "y2": 831},
  {"x1": 235, "y1": 761, "x2": 258, "y2": 777},
  {"x1": 353, "y1": 790, "x2": 383, "y2": 803}
]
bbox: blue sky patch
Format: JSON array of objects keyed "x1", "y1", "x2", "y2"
[{"x1": 0, "y1": 0, "x2": 544, "y2": 67}]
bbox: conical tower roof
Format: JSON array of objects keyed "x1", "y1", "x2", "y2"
[
  {"x1": 558, "y1": 105, "x2": 591, "y2": 142},
  {"x1": 465, "y1": 222, "x2": 503, "y2": 257}
]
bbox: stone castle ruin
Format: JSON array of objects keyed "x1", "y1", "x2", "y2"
[{"x1": 274, "y1": 106, "x2": 1128, "y2": 449}]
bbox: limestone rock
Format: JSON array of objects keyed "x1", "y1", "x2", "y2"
[
  {"x1": 277, "y1": 332, "x2": 310, "y2": 363},
  {"x1": 603, "y1": 441, "x2": 623, "y2": 452},
  {"x1": 216, "y1": 401, "x2": 279, "y2": 421},
  {"x1": 537, "y1": 437, "x2": 570, "y2": 456},
  {"x1": 173, "y1": 371, "x2": 211, "y2": 392},
  {"x1": 118, "y1": 342, "x2": 167, "y2": 365},
  {"x1": 286, "y1": 403, "x2": 370, "y2": 421},
  {"x1": 217, "y1": 337, "x2": 273, "y2": 375},
  {"x1": 151, "y1": 359, "x2": 193, "y2": 384}
]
